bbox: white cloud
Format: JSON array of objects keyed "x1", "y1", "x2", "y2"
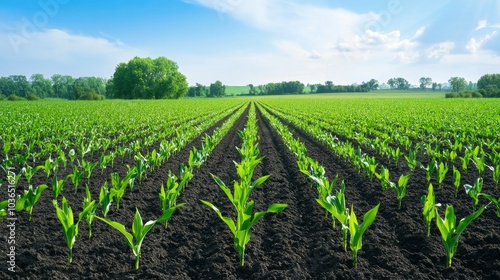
[
  {"x1": 466, "y1": 31, "x2": 498, "y2": 53},
  {"x1": 426, "y1": 42, "x2": 455, "y2": 60},
  {"x1": 0, "y1": 28, "x2": 145, "y2": 78},
  {"x1": 475, "y1": 20, "x2": 488, "y2": 31}
]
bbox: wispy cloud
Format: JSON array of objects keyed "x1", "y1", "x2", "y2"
[
  {"x1": 466, "y1": 31, "x2": 498, "y2": 53},
  {"x1": 0, "y1": 28, "x2": 145, "y2": 77}
]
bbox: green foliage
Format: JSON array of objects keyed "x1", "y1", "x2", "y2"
[
  {"x1": 96, "y1": 207, "x2": 183, "y2": 269},
  {"x1": 395, "y1": 174, "x2": 410, "y2": 209},
  {"x1": 435, "y1": 204, "x2": 485, "y2": 268},
  {"x1": 464, "y1": 178, "x2": 483, "y2": 211},
  {"x1": 16, "y1": 184, "x2": 49, "y2": 221},
  {"x1": 421, "y1": 183, "x2": 440, "y2": 236},
  {"x1": 110, "y1": 56, "x2": 188, "y2": 99},
  {"x1": 348, "y1": 203, "x2": 380, "y2": 268},
  {"x1": 53, "y1": 197, "x2": 96, "y2": 263}
]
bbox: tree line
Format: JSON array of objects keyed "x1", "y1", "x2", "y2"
[
  {"x1": 0, "y1": 74, "x2": 107, "y2": 100},
  {"x1": 1, "y1": 56, "x2": 189, "y2": 101}
]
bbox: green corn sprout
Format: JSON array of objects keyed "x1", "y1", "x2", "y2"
[
  {"x1": 375, "y1": 166, "x2": 393, "y2": 191},
  {"x1": 110, "y1": 171, "x2": 137, "y2": 209},
  {"x1": 99, "y1": 182, "x2": 112, "y2": 217},
  {"x1": 68, "y1": 166, "x2": 84, "y2": 193},
  {"x1": 479, "y1": 193, "x2": 500, "y2": 218},
  {"x1": 452, "y1": 166, "x2": 461, "y2": 197},
  {"x1": 309, "y1": 174, "x2": 339, "y2": 202},
  {"x1": 348, "y1": 203, "x2": 380, "y2": 268},
  {"x1": 99, "y1": 153, "x2": 113, "y2": 173},
  {"x1": 68, "y1": 149, "x2": 76, "y2": 163},
  {"x1": 81, "y1": 159, "x2": 98, "y2": 184},
  {"x1": 178, "y1": 163, "x2": 193, "y2": 191},
  {"x1": 394, "y1": 174, "x2": 410, "y2": 209},
  {"x1": 464, "y1": 178, "x2": 483, "y2": 211},
  {"x1": 53, "y1": 197, "x2": 96, "y2": 263},
  {"x1": 21, "y1": 165, "x2": 39, "y2": 184},
  {"x1": 472, "y1": 155, "x2": 487, "y2": 178},
  {"x1": 435, "y1": 204, "x2": 485, "y2": 268},
  {"x1": 315, "y1": 181, "x2": 348, "y2": 250},
  {"x1": 201, "y1": 170, "x2": 287, "y2": 266},
  {"x1": 52, "y1": 173, "x2": 67, "y2": 199},
  {"x1": 15, "y1": 184, "x2": 48, "y2": 221},
  {"x1": 58, "y1": 149, "x2": 67, "y2": 169},
  {"x1": 421, "y1": 183, "x2": 441, "y2": 236},
  {"x1": 37, "y1": 157, "x2": 56, "y2": 178},
  {"x1": 83, "y1": 185, "x2": 97, "y2": 238},
  {"x1": 421, "y1": 158, "x2": 437, "y2": 182},
  {"x1": 134, "y1": 153, "x2": 149, "y2": 182},
  {"x1": 96, "y1": 207, "x2": 183, "y2": 269},
  {"x1": 391, "y1": 147, "x2": 401, "y2": 166},
  {"x1": 361, "y1": 156, "x2": 378, "y2": 181},
  {"x1": 159, "y1": 172, "x2": 182, "y2": 228},
  {"x1": 437, "y1": 162, "x2": 448, "y2": 188},
  {"x1": 489, "y1": 164, "x2": 499, "y2": 188}
]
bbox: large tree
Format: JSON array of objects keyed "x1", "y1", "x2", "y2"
[
  {"x1": 448, "y1": 77, "x2": 467, "y2": 93},
  {"x1": 477, "y1": 74, "x2": 500, "y2": 90},
  {"x1": 419, "y1": 77, "x2": 432, "y2": 91},
  {"x1": 110, "y1": 56, "x2": 188, "y2": 99},
  {"x1": 209, "y1": 80, "x2": 226, "y2": 97},
  {"x1": 388, "y1": 77, "x2": 410, "y2": 90}
]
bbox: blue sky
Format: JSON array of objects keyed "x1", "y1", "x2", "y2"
[{"x1": 1, "y1": 0, "x2": 499, "y2": 86}]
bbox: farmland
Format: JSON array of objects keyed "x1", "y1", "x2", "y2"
[{"x1": 1, "y1": 97, "x2": 500, "y2": 279}]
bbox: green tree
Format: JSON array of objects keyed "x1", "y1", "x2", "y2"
[
  {"x1": 52, "y1": 75, "x2": 75, "y2": 99},
  {"x1": 367, "y1": 79, "x2": 379, "y2": 90},
  {"x1": 448, "y1": 77, "x2": 467, "y2": 93},
  {"x1": 477, "y1": 74, "x2": 500, "y2": 90},
  {"x1": 110, "y1": 56, "x2": 188, "y2": 99},
  {"x1": 30, "y1": 74, "x2": 53, "y2": 98},
  {"x1": 419, "y1": 77, "x2": 432, "y2": 91},
  {"x1": 209, "y1": 80, "x2": 226, "y2": 97}
]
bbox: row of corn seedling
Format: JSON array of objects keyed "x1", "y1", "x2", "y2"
[{"x1": 201, "y1": 103, "x2": 288, "y2": 266}]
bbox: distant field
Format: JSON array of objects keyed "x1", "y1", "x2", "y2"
[
  {"x1": 226, "y1": 88, "x2": 446, "y2": 99},
  {"x1": 225, "y1": 85, "x2": 251, "y2": 95}
]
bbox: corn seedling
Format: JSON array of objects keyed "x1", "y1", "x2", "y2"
[
  {"x1": 159, "y1": 172, "x2": 182, "y2": 228},
  {"x1": 96, "y1": 206, "x2": 184, "y2": 269},
  {"x1": 21, "y1": 165, "x2": 38, "y2": 184},
  {"x1": 489, "y1": 164, "x2": 499, "y2": 188},
  {"x1": 68, "y1": 166, "x2": 84, "y2": 193},
  {"x1": 421, "y1": 183, "x2": 441, "y2": 236},
  {"x1": 83, "y1": 185, "x2": 98, "y2": 238},
  {"x1": 394, "y1": 174, "x2": 410, "y2": 209},
  {"x1": 436, "y1": 162, "x2": 448, "y2": 189},
  {"x1": 472, "y1": 155, "x2": 487, "y2": 178},
  {"x1": 99, "y1": 182, "x2": 112, "y2": 217},
  {"x1": 53, "y1": 197, "x2": 96, "y2": 263},
  {"x1": 81, "y1": 159, "x2": 98, "y2": 184},
  {"x1": 15, "y1": 184, "x2": 48, "y2": 221},
  {"x1": 421, "y1": 158, "x2": 437, "y2": 183},
  {"x1": 348, "y1": 203, "x2": 380, "y2": 268},
  {"x1": 435, "y1": 204, "x2": 485, "y2": 268},
  {"x1": 375, "y1": 166, "x2": 394, "y2": 191},
  {"x1": 453, "y1": 166, "x2": 461, "y2": 197},
  {"x1": 37, "y1": 157, "x2": 56, "y2": 178},
  {"x1": 479, "y1": 193, "x2": 500, "y2": 218},
  {"x1": 315, "y1": 181, "x2": 349, "y2": 250},
  {"x1": 202, "y1": 159, "x2": 288, "y2": 265},
  {"x1": 464, "y1": 178, "x2": 483, "y2": 211},
  {"x1": 52, "y1": 173, "x2": 67, "y2": 199}
]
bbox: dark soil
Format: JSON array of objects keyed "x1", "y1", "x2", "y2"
[{"x1": 1, "y1": 102, "x2": 499, "y2": 279}]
